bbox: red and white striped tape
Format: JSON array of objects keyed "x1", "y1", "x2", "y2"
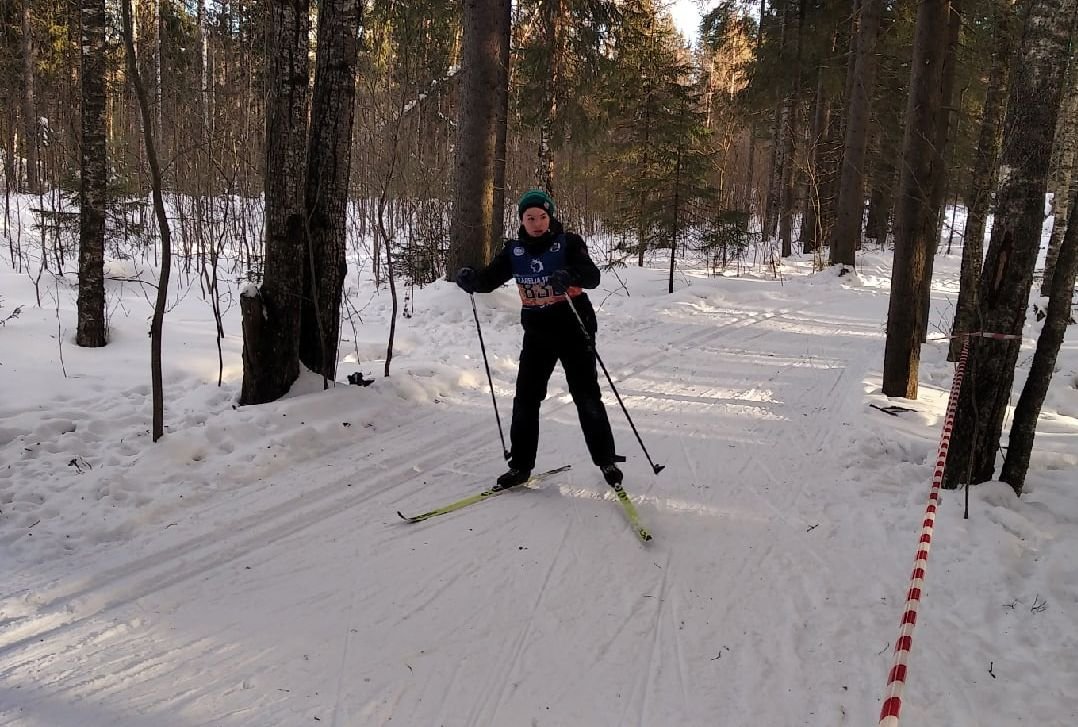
[{"x1": 878, "y1": 337, "x2": 970, "y2": 726}]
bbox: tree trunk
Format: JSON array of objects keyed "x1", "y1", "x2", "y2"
[
  {"x1": 153, "y1": 0, "x2": 162, "y2": 140},
  {"x1": 76, "y1": 0, "x2": 107, "y2": 348},
  {"x1": 199, "y1": 0, "x2": 210, "y2": 138},
  {"x1": 668, "y1": 149, "x2": 681, "y2": 294},
  {"x1": 778, "y1": 0, "x2": 805, "y2": 257},
  {"x1": 1, "y1": 121, "x2": 14, "y2": 196},
  {"x1": 865, "y1": 137, "x2": 897, "y2": 247},
  {"x1": 943, "y1": 0, "x2": 1077, "y2": 487},
  {"x1": 1041, "y1": 53, "x2": 1078, "y2": 295},
  {"x1": 919, "y1": 0, "x2": 963, "y2": 340},
  {"x1": 299, "y1": 0, "x2": 360, "y2": 381},
  {"x1": 20, "y1": 0, "x2": 39, "y2": 193},
  {"x1": 881, "y1": 0, "x2": 948, "y2": 398},
  {"x1": 763, "y1": 0, "x2": 791, "y2": 241},
  {"x1": 240, "y1": 0, "x2": 310, "y2": 405},
  {"x1": 120, "y1": 0, "x2": 173, "y2": 442},
  {"x1": 1001, "y1": 183, "x2": 1078, "y2": 494},
  {"x1": 829, "y1": 0, "x2": 883, "y2": 266},
  {"x1": 800, "y1": 65, "x2": 830, "y2": 253},
  {"x1": 949, "y1": 0, "x2": 1013, "y2": 361},
  {"x1": 764, "y1": 103, "x2": 783, "y2": 240},
  {"x1": 536, "y1": 0, "x2": 564, "y2": 192},
  {"x1": 492, "y1": 0, "x2": 511, "y2": 244},
  {"x1": 815, "y1": 98, "x2": 844, "y2": 253},
  {"x1": 447, "y1": 0, "x2": 503, "y2": 273},
  {"x1": 745, "y1": 0, "x2": 766, "y2": 214}
]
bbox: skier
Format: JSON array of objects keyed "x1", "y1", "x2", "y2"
[{"x1": 455, "y1": 189, "x2": 624, "y2": 489}]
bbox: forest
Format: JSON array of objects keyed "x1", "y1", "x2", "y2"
[{"x1": 1, "y1": 0, "x2": 1076, "y2": 493}]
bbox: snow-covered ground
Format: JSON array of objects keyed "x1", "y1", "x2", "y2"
[{"x1": 1, "y1": 198, "x2": 1076, "y2": 726}]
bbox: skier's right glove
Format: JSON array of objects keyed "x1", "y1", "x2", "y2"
[
  {"x1": 549, "y1": 269, "x2": 572, "y2": 295},
  {"x1": 456, "y1": 266, "x2": 478, "y2": 294}
]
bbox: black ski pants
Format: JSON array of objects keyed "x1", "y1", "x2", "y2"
[{"x1": 508, "y1": 312, "x2": 616, "y2": 472}]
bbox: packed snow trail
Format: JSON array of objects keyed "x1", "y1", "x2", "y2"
[{"x1": 2, "y1": 264, "x2": 1076, "y2": 726}]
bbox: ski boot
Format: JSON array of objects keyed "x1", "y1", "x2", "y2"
[
  {"x1": 496, "y1": 467, "x2": 532, "y2": 489},
  {"x1": 600, "y1": 463, "x2": 623, "y2": 487}
]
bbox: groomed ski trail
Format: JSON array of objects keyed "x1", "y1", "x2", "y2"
[{"x1": 3, "y1": 287, "x2": 903, "y2": 727}]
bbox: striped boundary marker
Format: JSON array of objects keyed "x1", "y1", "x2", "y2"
[{"x1": 878, "y1": 337, "x2": 971, "y2": 726}]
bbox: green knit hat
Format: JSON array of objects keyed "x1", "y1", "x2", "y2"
[{"x1": 517, "y1": 189, "x2": 556, "y2": 219}]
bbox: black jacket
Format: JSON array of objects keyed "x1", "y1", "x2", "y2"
[{"x1": 470, "y1": 218, "x2": 600, "y2": 334}]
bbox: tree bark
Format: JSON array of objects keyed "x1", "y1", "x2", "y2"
[
  {"x1": 1001, "y1": 183, "x2": 1078, "y2": 494},
  {"x1": 120, "y1": 0, "x2": 173, "y2": 442},
  {"x1": 919, "y1": 0, "x2": 963, "y2": 340},
  {"x1": 1, "y1": 121, "x2": 15, "y2": 197},
  {"x1": 300, "y1": 0, "x2": 360, "y2": 381},
  {"x1": 76, "y1": 0, "x2": 107, "y2": 348},
  {"x1": 829, "y1": 0, "x2": 883, "y2": 266},
  {"x1": 240, "y1": 0, "x2": 310, "y2": 405},
  {"x1": 492, "y1": 0, "x2": 511, "y2": 244},
  {"x1": 943, "y1": 0, "x2": 1077, "y2": 487},
  {"x1": 881, "y1": 0, "x2": 948, "y2": 398},
  {"x1": 20, "y1": 0, "x2": 39, "y2": 193},
  {"x1": 448, "y1": 0, "x2": 503, "y2": 272},
  {"x1": 763, "y1": 0, "x2": 792, "y2": 241},
  {"x1": 949, "y1": 0, "x2": 1013, "y2": 361},
  {"x1": 778, "y1": 0, "x2": 805, "y2": 257},
  {"x1": 865, "y1": 135, "x2": 897, "y2": 247},
  {"x1": 1041, "y1": 53, "x2": 1078, "y2": 295},
  {"x1": 800, "y1": 64, "x2": 830, "y2": 253},
  {"x1": 536, "y1": 0, "x2": 565, "y2": 193}
]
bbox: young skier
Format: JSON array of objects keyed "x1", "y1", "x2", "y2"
[{"x1": 456, "y1": 189, "x2": 624, "y2": 489}]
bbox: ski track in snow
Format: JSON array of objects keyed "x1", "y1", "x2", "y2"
[
  {"x1": 3, "y1": 262, "x2": 1076, "y2": 726},
  {"x1": 2, "y1": 298, "x2": 787, "y2": 723}
]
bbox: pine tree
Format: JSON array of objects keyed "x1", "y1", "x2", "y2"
[
  {"x1": 447, "y1": 0, "x2": 507, "y2": 272},
  {"x1": 601, "y1": 0, "x2": 712, "y2": 268},
  {"x1": 829, "y1": 0, "x2": 883, "y2": 266},
  {"x1": 514, "y1": 0, "x2": 618, "y2": 193},
  {"x1": 881, "y1": 0, "x2": 949, "y2": 399}
]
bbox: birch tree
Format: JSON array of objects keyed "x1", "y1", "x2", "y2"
[
  {"x1": 943, "y1": 0, "x2": 1078, "y2": 487},
  {"x1": 239, "y1": 0, "x2": 310, "y2": 404},
  {"x1": 300, "y1": 0, "x2": 361, "y2": 381}
]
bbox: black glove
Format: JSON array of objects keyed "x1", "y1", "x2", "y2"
[
  {"x1": 456, "y1": 266, "x2": 478, "y2": 294},
  {"x1": 549, "y1": 269, "x2": 572, "y2": 295}
]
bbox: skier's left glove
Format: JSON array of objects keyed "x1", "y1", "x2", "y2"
[
  {"x1": 456, "y1": 266, "x2": 478, "y2": 294},
  {"x1": 549, "y1": 269, "x2": 573, "y2": 295}
]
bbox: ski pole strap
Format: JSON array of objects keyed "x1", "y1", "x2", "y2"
[{"x1": 878, "y1": 337, "x2": 970, "y2": 726}]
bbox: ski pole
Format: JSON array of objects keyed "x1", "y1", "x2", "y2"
[
  {"x1": 470, "y1": 294, "x2": 511, "y2": 461},
  {"x1": 562, "y1": 293, "x2": 665, "y2": 475}
]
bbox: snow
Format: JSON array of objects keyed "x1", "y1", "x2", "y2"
[{"x1": 2, "y1": 196, "x2": 1077, "y2": 726}]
